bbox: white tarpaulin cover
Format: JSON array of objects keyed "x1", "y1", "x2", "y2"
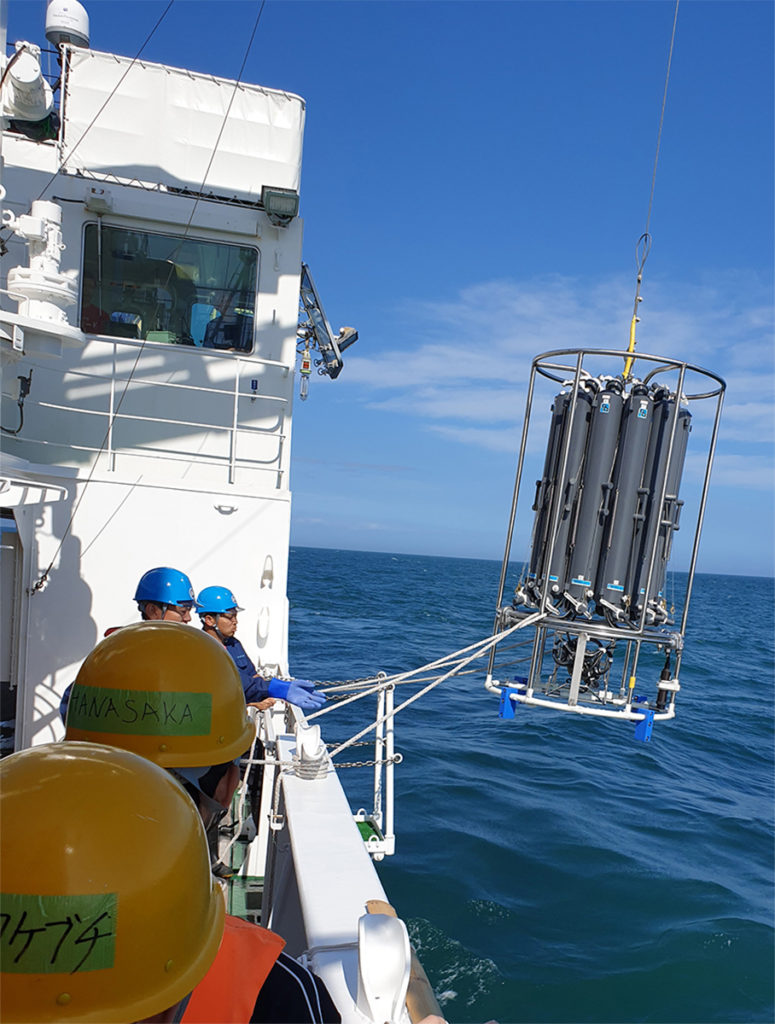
[{"x1": 61, "y1": 48, "x2": 305, "y2": 200}]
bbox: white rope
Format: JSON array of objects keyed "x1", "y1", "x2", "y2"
[
  {"x1": 308, "y1": 613, "x2": 542, "y2": 721},
  {"x1": 308, "y1": 677, "x2": 389, "y2": 717},
  {"x1": 324, "y1": 612, "x2": 545, "y2": 759}
]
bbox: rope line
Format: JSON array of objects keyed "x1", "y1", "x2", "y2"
[
  {"x1": 322, "y1": 612, "x2": 546, "y2": 760},
  {"x1": 308, "y1": 626, "x2": 522, "y2": 718}
]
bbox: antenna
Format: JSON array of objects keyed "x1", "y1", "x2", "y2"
[{"x1": 45, "y1": 0, "x2": 90, "y2": 49}]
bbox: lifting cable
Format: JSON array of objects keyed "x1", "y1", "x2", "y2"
[
  {"x1": 624, "y1": 0, "x2": 680, "y2": 379},
  {"x1": 28, "y1": 1, "x2": 267, "y2": 594}
]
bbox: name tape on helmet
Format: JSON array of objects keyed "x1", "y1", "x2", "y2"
[
  {"x1": 67, "y1": 684, "x2": 212, "y2": 736},
  {"x1": 1, "y1": 892, "x2": 117, "y2": 974}
]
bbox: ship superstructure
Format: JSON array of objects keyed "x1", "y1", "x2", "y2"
[{"x1": 1, "y1": 33, "x2": 310, "y2": 749}]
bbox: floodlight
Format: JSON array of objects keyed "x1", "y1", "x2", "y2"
[{"x1": 261, "y1": 186, "x2": 299, "y2": 227}]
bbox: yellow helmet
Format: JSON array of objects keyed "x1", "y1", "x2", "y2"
[
  {"x1": 0, "y1": 742, "x2": 224, "y2": 1024},
  {"x1": 65, "y1": 622, "x2": 255, "y2": 767}
]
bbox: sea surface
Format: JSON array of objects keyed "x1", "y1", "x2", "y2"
[{"x1": 287, "y1": 547, "x2": 774, "y2": 1024}]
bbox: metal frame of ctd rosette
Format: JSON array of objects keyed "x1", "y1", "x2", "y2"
[{"x1": 485, "y1": 348, "x2": 725, "y2": 738}]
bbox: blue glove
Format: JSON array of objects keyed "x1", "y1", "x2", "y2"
[
  {"x1": 59, "y1": 682, "x2": 73, "y2": 723},
  {"x1": 267, "y1": 678, "x2": 326, "y2": 711}
]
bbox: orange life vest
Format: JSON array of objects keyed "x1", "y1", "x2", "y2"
[{"x1": 183, "y1": 914, "x2": 285, "y2": 1024}]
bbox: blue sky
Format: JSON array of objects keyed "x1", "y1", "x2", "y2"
[{"x1": 9, "y1": 1, "x2": 774, "y2": 576}]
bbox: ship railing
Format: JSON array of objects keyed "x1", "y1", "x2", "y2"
[
  {"x1": 3, "y1": 43, "x2": 62, "y2": 89},
  {"x1": 221, "y1": 617, "x2": 543, "y2": 874},
  {"x1": 296, "y1": 613, "x2": 545, "y2": 860},
  {"x1": 294, "y1": 694, "x2": 397, "y2": 861},
  {"x1": 0, "y1": 351, "x2": 291, "y2": 485}
]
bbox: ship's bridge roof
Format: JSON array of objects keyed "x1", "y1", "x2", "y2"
[{"x1": 60, "y1": 46, "x2": 305, "y2": 203}]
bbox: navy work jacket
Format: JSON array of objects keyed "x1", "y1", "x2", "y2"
[{"x1": 223, "y1": 636, "x2": 271, "y2": 704}]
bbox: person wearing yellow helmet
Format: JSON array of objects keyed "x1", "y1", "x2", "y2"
[
  {"x1": 0, "y1": 742, "x2": 224, "y2": 1024},
  {"x1": 63, "y1": 622, "x2": 341, "y2": 1024},
  {"x1": 64, "y1": 622, "x2": 255, "y2": 771}
]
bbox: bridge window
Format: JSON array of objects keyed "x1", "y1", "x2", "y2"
[{"x1": 81, "y1": 224, "x2": 259, "y2": 352}]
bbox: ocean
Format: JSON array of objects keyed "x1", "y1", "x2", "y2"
[{"x1": 288, "y1": 547, "x2": 774, "y2": 1024}]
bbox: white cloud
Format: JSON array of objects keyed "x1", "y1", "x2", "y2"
[
  {"x1": 715, "y1": 400, "x2": 774, "y2": 444},
  {"x1": 345, "y1": 271, "x2": 774, "y2": 488},
  {"x1": 348, "y1": 274, "x2": 636, "y2": 390},
  {"x1": 368, "y1": 385, "x2": 526, "y2": 424},
  {"x1": 427, "y1": 422, "x2": 523, "y2": 453},
  {"x1": 696, "y1": 452, "x2": 775, "y2": 492}
]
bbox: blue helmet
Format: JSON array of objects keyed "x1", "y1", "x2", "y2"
[
  {"x1": 196, "y1": 586, "x2": 243, "y2": 617},
  {"x1": 134, "y1": 567, "x2": 196, "y2": 607}
]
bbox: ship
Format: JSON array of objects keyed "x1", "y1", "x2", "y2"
[{"x1": 0, "y1": 2, "x2": 443, "y2": 1020}]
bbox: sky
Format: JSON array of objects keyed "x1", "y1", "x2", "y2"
[{"x1": 8, "y1": 0, "x2": 774, "y2": 576}]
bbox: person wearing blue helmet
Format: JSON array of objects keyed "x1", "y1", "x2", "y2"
[
  {"x1": 60, "y1": 566, "x2": 197, "y2": 721},
  {"x1": 135, "y1": 565, "x2": 197, "y2": 623},
  {"x1": 197, "y1": 585, "x2": 325, "y2": 712}
]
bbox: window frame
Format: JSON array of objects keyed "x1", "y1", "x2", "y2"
[{"x1": 79, "y1": 220, "x2": 261, "y2": 354}]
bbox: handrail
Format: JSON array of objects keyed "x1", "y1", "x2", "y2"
[
  {"x1": 37, "y1": 400, "x2": 285, "y2": 436},
  {"x1": 83, "y1": 333, "x2": 292, "y2": 371},
  {"x1": 0, "y1": 304, "x2": 293, "y2": 372},
  {"x1": 532, "y1": 347, "x2": 725, "y2": 400},
  {"x1": 6, "y1": 433, "x2": 286, "y2": 474},
  {"x1": 46, "y1": 362, "x2": 289, "y2": 402},
  {"x1": 2, "y1": 341, "x2": 292, "y2": 482}
]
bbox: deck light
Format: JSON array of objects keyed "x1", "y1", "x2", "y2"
[{"x1": 261, "y1": 186, "x2": 299, "y2": 227}]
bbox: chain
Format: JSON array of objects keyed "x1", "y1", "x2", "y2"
[
  {"x1": 243, "y1": 750, "x2": 402, "y2": 771},
  {"x1": 332, "y1": 753, "x2": 403, "y2": 770},
  {"x1": 244, "y1": 757, "x2": 296, "y2": 769}
]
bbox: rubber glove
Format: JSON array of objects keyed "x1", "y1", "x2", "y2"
[
  {"x1": 59, "y1": 682, "x2": 73, "y2": 723},
  {"x1": 267, "y1": 677, "x2": 326, "y2": 711}
]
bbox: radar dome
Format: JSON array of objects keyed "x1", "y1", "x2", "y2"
[{"x1": 45, "y1": 0, "x2": 90, "y2": 49}]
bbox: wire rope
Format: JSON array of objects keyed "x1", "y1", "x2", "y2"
[
  {"x1": 318, "y1": 613, "x2": 546, "y2": 759},
  {"x1": 624, "y1": 0, "x2": 680, "y2": 379}
]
